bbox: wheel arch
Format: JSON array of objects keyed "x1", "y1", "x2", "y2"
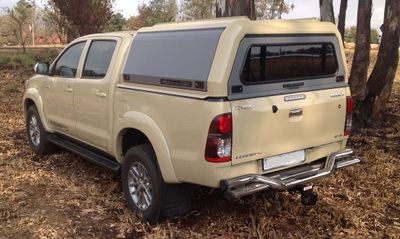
[
  {"x1": 23, "y1": 89, "x2": 52, "y2": 132},
  {"x1": 114, "y1": 111, "x2": 179, "y2": 183}
]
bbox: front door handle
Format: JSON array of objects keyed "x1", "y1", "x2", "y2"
[
  {"x1": 66, "y1": 87, "x2": 73, "y2": 93},
  {"x1": 96, "y1": 92, "x2": 107, "y2": 98},
  {"x1": 289, "y1": 108, "x2": 303, "y2": 117},
  {"x1": 45, "y1": 85, "x2": 51, "y2": 89}
]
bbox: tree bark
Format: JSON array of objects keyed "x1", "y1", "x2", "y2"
[
  {"x1": 216, "y1": 0, "x2": 256, "y2": 20},
  {"x1": 355, "y1": 0, "x2": 400, "y2": 126},
  {"x1": 338, "y1": 0, "x2": 348, "y2": 44},
  {"x1": 348, "y1": 0, "x2": 372, "y2": 106},
  {"x1": 319, "y1": 0, "x2": 335, "y2": 23},
  {"x1": 18, "y1": 22, "x2": 26, "y2": 54}
]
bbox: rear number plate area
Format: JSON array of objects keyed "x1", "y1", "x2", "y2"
[{"x1": 263, "y1": 150, "x2": 305, "y2": 171}]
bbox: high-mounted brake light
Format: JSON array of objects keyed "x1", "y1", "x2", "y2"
[
  {"x1": 205, "y1": 113, "x2": 232, "y2": 163},
  {"x1": 344, "y1": 96, "x2": 353, "y2": 136}
]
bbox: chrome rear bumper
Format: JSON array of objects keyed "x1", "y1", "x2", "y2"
[{"x1": 220, "y1": 148, "x2": 360, "y2": 200}]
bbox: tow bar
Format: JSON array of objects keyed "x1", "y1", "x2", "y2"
[{"x1": 290, "y1": 185, "x2": 318, "y2": 206}]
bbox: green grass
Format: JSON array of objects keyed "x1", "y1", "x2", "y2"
[
  {"x1": 0, "y1": 54, "x2": 35, "y2": 70},
  {"x1": 0, "y1": 55, "x2": 12, "y2": 67},
  {"x1": 0, "y1": 49, "x2": 60, "y2": 70}
]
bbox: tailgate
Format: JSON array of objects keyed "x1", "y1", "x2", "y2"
[
  {"x1": 231, "y1": 88, "x2": 347, "y2": 165},
  {"x1": 226, "y1": 34, "x2": 348, "y2": 166}
]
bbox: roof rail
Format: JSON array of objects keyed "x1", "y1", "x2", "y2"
[
  {"x1": 154, "y1": 16, "x2": 249, "y2": 26},
  {"x1": 289, "y1": 17, "x2": 320, "y2": 21}
]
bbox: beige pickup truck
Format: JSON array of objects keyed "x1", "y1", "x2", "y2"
[{"x1": 23, "y1": 17, "x2": 360, "y2": 222}]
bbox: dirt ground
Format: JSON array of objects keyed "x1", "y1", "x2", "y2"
[{"x1": 0, "y1": 65, "x2": 399, "y2": 238}]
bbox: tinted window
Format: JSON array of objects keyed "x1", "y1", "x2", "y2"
[
  {"x1": 53, "y1": 42, "x2": 85, "y2": 77},
  {"x1": 83, "y1": 41, "x2": 117, "y2": 78},
  {"x1": 123, "y1": 29, "x2": 224, "y2": 91},
  {"x1": 242, "y1": 43, "x2": 338, "y2": 84}
]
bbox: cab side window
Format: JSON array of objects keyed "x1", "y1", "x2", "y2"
[
  {"x1": 53, "y1": 42, "x2": 86, "y2": 77},
  {"x1": 82, "y1": 40, "x2": 117, "y2": 79}
]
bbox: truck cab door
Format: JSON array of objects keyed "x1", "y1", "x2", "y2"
[
  {"x1": 43, "y1": 41, "x2": 87, "y2": 136},
  {"x1": 74, "y1": 39, "x2": 118, "y2": 150}
]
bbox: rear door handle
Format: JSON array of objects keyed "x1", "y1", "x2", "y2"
[
  {"x1": 45, "y1": 85, "x2": 51, "y2": 89},
  {"x1": 66, "y1": 87, "x2": 73, "y2": 93},
  {"x1": 289, "y1": 108, "x2": 303, "y2": 117},
  {"x1": 96, "y1": 92, "x2": 107, "y2": 98}
]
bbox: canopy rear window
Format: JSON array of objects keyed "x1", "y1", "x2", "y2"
[
  {"x1": 228, "y1": 35, "x2": 345, "y2": 100},
  {"x1": 242, "y1": 43, "x2": 338, "y2": 84}
]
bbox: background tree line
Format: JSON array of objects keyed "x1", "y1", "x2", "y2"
[
  {"x1": 1, "y1": 0, "x2": 382, "y2": 47},
  {"x1": 0, "y1": 0, "x2": 398, "y2": 130}
]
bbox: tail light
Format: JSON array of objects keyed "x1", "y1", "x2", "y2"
[
  {"x1": 344, "y1": 96, "x2": 353, "y2": 136},
  {"x1": 205, "y1": 113, "x2": 232, "y2": 163}
]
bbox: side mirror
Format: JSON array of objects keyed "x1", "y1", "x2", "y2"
[{"x1": 34, "y1": 62, "x2": 49, "y2": 75}]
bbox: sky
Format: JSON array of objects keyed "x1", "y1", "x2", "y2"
[{"x1": 0, "y1": 0, "x2": 385, "y2": 30}]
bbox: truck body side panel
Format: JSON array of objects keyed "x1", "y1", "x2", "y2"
[{"x1": 113, "y1": 85, "x2": 231, "y2": 184}]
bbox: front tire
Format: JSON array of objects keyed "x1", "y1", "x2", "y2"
[{"x1": 26, "y1": 105, "x2": 56, "y2": 155}]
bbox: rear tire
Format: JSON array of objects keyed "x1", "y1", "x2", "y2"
[
  {"x1": 122, "y1": 145, "x2": 163, "y2": 223},
  {"x1": 26, "y1": 105, "x2": 57, "y2": 155},
  {"x1": 122, "y1": 145, "x2": 192, "y2": 223}
]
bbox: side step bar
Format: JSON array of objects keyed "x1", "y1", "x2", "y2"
[
  {"x1": 221, "y1": 148, "x2": 360, "y2": 200},
  {"x1": 47, "y1": 134, "x2": 120, "y2": 172}
]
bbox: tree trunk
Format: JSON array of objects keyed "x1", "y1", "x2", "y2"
[
  {"x1": 348, "y1": 0, "x2": 372, "y2": 107},
  {"x1": 18, "y1": 24, "x2": 26, "y2": 54},
  {"x1": 355, "y1": 0, "x2": 400, "y2": 126},
  {"x1": 319, "y1": 0, "x2": 335, "y2": 23},
  {"x1": 66, "y1": 26, "x2": 79, "y2": 43},
  {"x1": 338, "y1": 0, "x2": 348, "y2": 44},
  {"x1": 216, "y1": 0, "x2": 256, "y2": 20}
]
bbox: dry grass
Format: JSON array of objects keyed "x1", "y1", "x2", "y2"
[{"x1": 0, "y1": 53, "x2": 399, "y2": 238}]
